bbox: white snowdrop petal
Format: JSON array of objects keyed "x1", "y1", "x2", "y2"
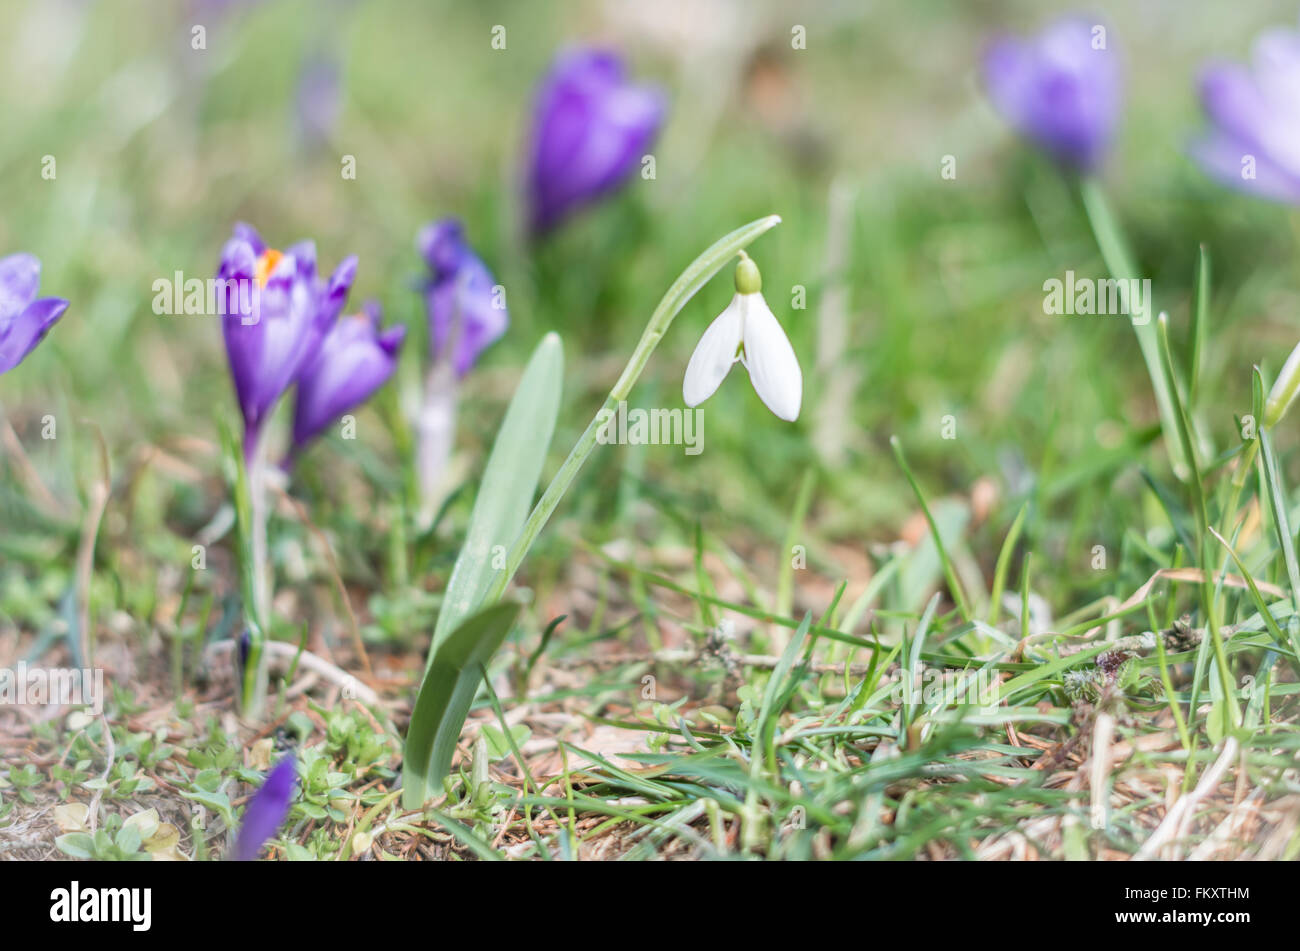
[
  {"x1": 742, "y1": 293, "x2": 801, "y2": 421},
  {"x1": 683, "y1": 294, "x2": 743, "y2": 408}
]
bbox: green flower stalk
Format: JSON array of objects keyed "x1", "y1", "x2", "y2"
[{"x1": 479, "y1": 216, "x2": 782, "y2": 609}]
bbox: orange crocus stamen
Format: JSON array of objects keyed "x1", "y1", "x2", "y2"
[{"x1": 254, "y1": 248, "x2": 284, "y2": 289}]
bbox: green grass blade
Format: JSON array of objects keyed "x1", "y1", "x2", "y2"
[
  {"x1": 1157, "y1": 312, "x2": 1238, "y2": 727},
  {"x1": 1188, "y1": 244, "x2": 1210, "y2": 410},
  {"x1": 987, "y1": 503, "x2": 1027, "y2": 625},
  {"x1": 1258, "y1": 426, "x2": 1300, "y2": 600},
  {"x1": 1208, "y1": 527, "x2": 1300, "y2": 660},
  {"x1": 890, "y1": 435, "x2": 972, "y2": 621}
]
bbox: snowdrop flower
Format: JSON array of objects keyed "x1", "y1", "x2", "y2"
[{"x1": 682, "y1": 252, "x2": 801, "y2": 422}]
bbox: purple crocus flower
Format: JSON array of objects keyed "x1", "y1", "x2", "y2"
[
  {"x1": 418, "y1": 219, "x2": 507, "y2": 376},
  {"x1": 1190, "y1": 22, "x2": 1300, "y2": 203},
  {"x1": 216, "y1": 223, "x2": 356, "y2": 452},
  {"x1": 0, "y1": 253, "x2": 69, "y2": 375},
  {"x1": 231, "y1": 753, "x2": 296, "y2": 861},
  {"x1": 526, "y1": 48, "x2": 666, "y2": 234},
  {"x1": 983, "y1": 17, "x2": 1121, "y2": 171},
  {"x1": 292, "y1": 300, "x2": 406, "y2": 451}
]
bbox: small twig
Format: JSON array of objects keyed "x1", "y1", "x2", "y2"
[
  {"x1": 1059, "y1": 615, "x2": 1223, "y2": 657},
  {"x1": 1079, "y1": 566, "x2": 1281, "y2": 640},
  {"x1": 1187, "y1": 787, "x2": 1263, "y2": 860},
  {"x1": 86, "y1": 712, "x2": 116, "y2": 834},
  {"x1": 206, "y1": 639, "x2": 380, "y2": 706},
  {"x1": 76, "y1": 422, "x2": 112, "y2": 666},
  {"x1": 549, "y1": 647, "x2": 875, "y2": 677},
  {"x1": 1088, "y1": 711, "x2": 1116, "y2": 831}
]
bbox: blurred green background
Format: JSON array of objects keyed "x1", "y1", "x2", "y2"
[{"x1": 2, "y1": 0, "x2": 1299, "y2": 634}]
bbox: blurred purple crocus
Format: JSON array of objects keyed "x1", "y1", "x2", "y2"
[
  {"x1": 1190, "y1": 22, "x2": 1300, "y2": 203},
  {"x1": 216, "y1": 223, "x2": 356, "y2": 454},
  {"x1": 295, "y1": 54, "x2": 342, "y2": 149},
  {"x1": 413, "y1": 220, "x2": 507, "y2": 524},
  {"x1": 418, "y1": 219, "x2": 507, "y2": 376},
  {"x1": 983, "y1": 17, "x2": 1121, "y2": 171},
  {"x1": 0, "y1": 253, "x2": 69, "y2": 375},
  {"x1": 526, "y1": 48, "x2": 666, "y2": 234},
  {"x1": 292, "y1": 300, "x2": 406, "y2": 451},
  {"x1": 231, "y1": 753, "x2": 296, "y2": 861}
]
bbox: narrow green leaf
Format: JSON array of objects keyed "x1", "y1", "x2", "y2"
[
  {"x1": 987, "y1": 504, "x2": 1027, "y2": 626},
  {"x1": 994, "y1": 643, "x2": 1108, "y2": 705},
  {"x1": 1208, "y1": 527, "x2": 1300, "y2": 659},
  {"x1": 1158, "y1": 313, "x2": 1239, "y2": 728},
  {"x1": 776, "y1": 470, "x2": 816, "y2": 621},
  {"x1": 402, "y1": 334, "x2": 561, "y2": 806},
  {"x1": 1258, "y1": 425, "x2": 1300, "y2": 600},
  {"x1": 901, "y1": 593, "x2": 940, "y2": 742},
  {"x1": 402, "y1": 600, "x2": 522, "y2": 808},
  {"x1": 428, "y1": 332, "x2": 563, "y2": 659},
  {"x1": 426, "y1": 809, "x2": 504, "y2": 861}
]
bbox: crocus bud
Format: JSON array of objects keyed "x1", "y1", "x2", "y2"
[
  {"x1": 526, "y1": 48, "x2": 666, "y2": 234},
  {"x1": 983, "y1": 17, "x2": 1121, "y2": 171},
  {"x1": 0, "y1": 253, "x2": 69, "y2": 375},
  {"x1": 236, "y1": 628, "x2": 251, "y2": 679},
  {"x1": 231, "y1": 753, "x2": 296, "y2": 861},
  {"x1": 291, "y1": 300, "x2": 406, "y2": 451},
  {"x1": 418, "y1": 219, "x2": 507, "y2": 376},
  {"x1": 1190, "y1": 24, "x2": 1300, "y2": 203},
  {"x1": 1265, "y1": 340, "x2": 1300, "y2": 429}
]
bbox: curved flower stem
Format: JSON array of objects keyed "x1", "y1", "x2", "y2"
[
  {"x1": 480, "y1": 215, "x2": 782, "y2": 608},
  {"x1": 1079, "y1": 177, "x2": 1188, "y2": 479}
]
